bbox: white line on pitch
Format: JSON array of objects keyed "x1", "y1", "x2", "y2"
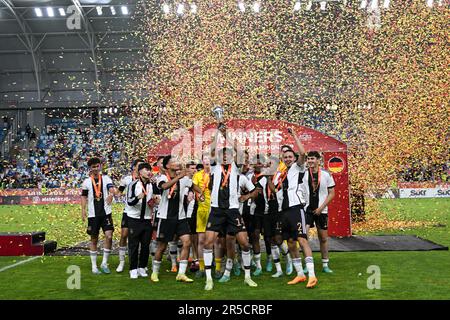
[{"x1": 0, "y1": 256, "x2": 41, "y2": 273}]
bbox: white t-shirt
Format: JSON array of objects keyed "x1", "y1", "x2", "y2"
[
  {"x1": 157, "y1": 175, "x2": 192, "y2": 220},
  {"x1": 81, "y1": 175, "x2": 114, "y2": 218},
  {"x1": 237, "y1": 173, "x2": 258, "y2": 215},
  {"x1": 303, "y1": 169, "x2": 335, "y2": 214},
  {"x1": 274, "y1": 163, "x2": 307, "y2": 211},
  {"x1": 126, "y1": 179, "x2": 154, "y2": 220},
  {"x1": 185, "y1": 188, "x2": 195, "y2": 219},
  {"x1": 210, "y1": 161, "x2": 255, "y2": 209},
  {"x1": 254, "y1": 176, "x2": 269, "y2": 215},
  {"x1": 119, "y1": 174, "x2": 134, "y2": 214}
]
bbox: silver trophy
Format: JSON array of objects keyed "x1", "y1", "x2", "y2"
[
  {"x1": 212, "y1": 105, "x2": 224, "y2": 122},
  {"x1": 212, "y1": 105, "x2": 226, "y2": 130}
]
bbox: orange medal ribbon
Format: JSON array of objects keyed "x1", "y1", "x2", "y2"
[
  {"x1": 195, "y1": 171, "x2": 210, "y2": 201},
  {"x1": 267, "y1": 171, "x2": 287, "y2": 200},
  {"x1": 277, "y1": 171, "x2": 288, "y2": 191},
  {"x1": 140, "y1": 179, "x2": 148, "y2": 196},
  {"x1": 201, "y1": 171, "x2": 210, "y2": 191},
  {"x1": 90, "y1": 174, "x2": 102, "y2": 201},
  {"x1": 166, "y1": 173, "x2": 177, "y2": 199},
  {"x1": 252, "y1": 172, "x2": 262, "y2": 185},
  {"x1": 220, "y1": 164, "x2": 232, "y2": 189}
]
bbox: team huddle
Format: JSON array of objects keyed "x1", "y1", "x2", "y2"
[{"x1": 80, "y1": 126, "x2": 335, "y2": 290}]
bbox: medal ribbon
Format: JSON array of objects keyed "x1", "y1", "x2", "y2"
[
  {"x1": 309, "y1": 167, "x2": 321, "y2": 194},
  {"x1": 267, "y1": 171, "x2": 287, "y2": 199},
  {"x1": 220, "y1": 164, "x2": 232, "y2": 189},
  {"x1": 201, "y1": 171, "x2": 210, "y2": 192},
  {"x1": 166, "y1": 173, "x2": 177, "y2": 198},
  {"x1": 90, "y1": 174, "x2": 102, "y2": 199},
  {"x1": 140, "y1": 179, "x2": 148, "y2": 196},
  {"x1": 252, "y1": 172, "x2": 262, "y2": 185},
  {"x1": 194, "y1": 171, "x2": 210, "y2": 201}
]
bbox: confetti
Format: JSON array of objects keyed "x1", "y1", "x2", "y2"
[{"x1": 1, "y1": 1, "x2": 447, "y2": 233}]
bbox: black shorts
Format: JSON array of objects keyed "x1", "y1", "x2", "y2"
[
  {"x1": 206, "y1": 207, "x2": 246, "y2": 236},
  {"x1": 121, "y1": 212, "x2": 129, "y2": 229},
  {"x1": 152, "y1": 216, "x2": 159, "y2": 231},
  {"x1": 261, "y1": 214, "x2": 276, "y2": 238},
  {"x1": 242, "y1": 211, "x2": 253, "y2": 233},
  {"x1": 267, "y1": 199, "x2": 279, "y2": 215},
  {"x1": 306, "y1": 211, "x2": 328, "y2": 230},
  {"x1": 247, "y1": 214, "x2": 264, "y2": 235},
  {"x1": 187, "y1": 216, "x2": 197, "y2": 235},
  {"x1": 272, "y1": 213, "x2": 284, "y2": 237},
  {"x1": 87, "y1": 214, "x2": 114, "y2": 236},
  {"x1": 281, "y1": 205, "x2": 307, "y2": 240},
  {"x1": 156, "y1": 218, "x2": 191, "y2": 242}
]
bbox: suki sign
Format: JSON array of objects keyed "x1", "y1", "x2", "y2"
[{"x1": 399, "y1": 188, "x2": 450, "y2": 199}]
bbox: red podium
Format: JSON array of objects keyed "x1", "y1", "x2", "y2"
[{"x1": 0, "y1": 232, "x2": 57, "y2": 256}]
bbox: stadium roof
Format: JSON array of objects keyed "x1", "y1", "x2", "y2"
[{"x1": 0, "y1": 0, "x2": 146, "y2": 108}]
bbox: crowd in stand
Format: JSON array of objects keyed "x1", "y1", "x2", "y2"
[
  {"x1": 0, "y1": 117, "x2": 448, "y2": 190},
  {"x1": 0, "y1": 119, "x2": 127, "y2": 190}
]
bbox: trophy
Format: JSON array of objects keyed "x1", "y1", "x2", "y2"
[{"x1": 212, "y1": 105, "x2": 226, "y2": 131}]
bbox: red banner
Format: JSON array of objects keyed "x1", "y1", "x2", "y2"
[{"x1": 0, "y1": 189, "x2": 80, "y2": 205}]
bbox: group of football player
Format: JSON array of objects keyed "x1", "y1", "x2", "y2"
[{"x1": 81, "y1": 125, "x2": 335, "y2": 290}]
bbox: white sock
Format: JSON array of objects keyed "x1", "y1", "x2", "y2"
[
  {"x1": 179, "y1": 260, "x2": 188, "y2": 275},
  {"x1": 101, "y1": 248, "x2": 111, "y2": 266},
  {"x1": 292, "y1": 258, "x2": 305, "y2": 277},
  {"x1": 322, "y1": 258, "x2": 329, "y2": 268},
  {"x1": 169, "y1": 241, "x2": 177, "y2": 266},
  {"x1": 280, "y1": 242, "x2": 292, "y2": 263},
  {"x1": 271, "y1": 246, "x2": 282, "y2": 273},
  {"x1": 242, "y1": 250, "x2": 251, "y2": 278},
  {"x1": 119, "y1": 246, "x2": 127, "y2": 262},
  {"x1": 89, "y1": 250, "x2": 97, "y2": 270},
  {"x1": 223, "y1": 258, "x2": 233, "y2": 277},
  {"x1": 204, "y1": 249, "x2": 213, "y2": 281},
  {"x1": 150, "y1": 240, "x2": 157, "y2": 256},
  {"x1": 152, "y1": 260, "x2": 161, "y2": 274},
  {"x1": 305, "y1": 256, "x2": 316, "y2": 277},
  {"x1": 254, "y1": 253, "x2": 262, "y2": 270}
]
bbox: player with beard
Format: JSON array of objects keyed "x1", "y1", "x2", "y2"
[{"x1": 267, "y1": 128, "x2": 318, "y2": 288}]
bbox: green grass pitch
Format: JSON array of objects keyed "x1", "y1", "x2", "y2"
[{"x1": 0, "y1": 198, "x2": 449, "y2": 300}]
